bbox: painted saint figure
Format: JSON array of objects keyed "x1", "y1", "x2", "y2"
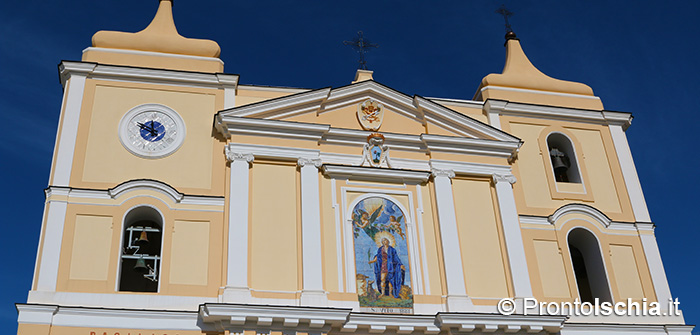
[{"x1": 368, "y1": 238, "x2": 405, "y2": 298}]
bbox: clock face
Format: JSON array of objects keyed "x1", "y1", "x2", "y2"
[{"x1": 119, "y1": 104, "x2": 186, "y2": 158}]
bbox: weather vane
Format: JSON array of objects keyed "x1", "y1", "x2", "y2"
[
  {"x1": 495, "y1": 4, "x2": 514, "y2": 33},
  {"x1": 343, "y1": 31, "x2": 379, "y2": 70}
]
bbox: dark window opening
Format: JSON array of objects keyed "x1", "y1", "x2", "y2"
[
  {"x1": 547, "y1": 133, "x2": 581, "y2": 183},
  {"x1": 119, "y1": 207, "x2": 162, "y2": 292},
  {"x1": 568, "y1": 228, "x2": 612, "y2": 303}
]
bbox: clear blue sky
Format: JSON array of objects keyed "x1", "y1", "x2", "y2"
[{"x1": 1, "y1": 0, "x2": 698, "y2": 332}]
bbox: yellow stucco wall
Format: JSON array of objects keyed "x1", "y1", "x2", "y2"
[
  {"x1": 70, "y1": 79, "x2": 226, "y2": 196},
  {"x1": 249, "y1": 162, "x2": 299, "y2": 293}
]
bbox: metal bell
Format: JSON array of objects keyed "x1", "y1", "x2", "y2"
[
  {"x1": 135, "y1": 230, "x2": 149, "y2": 247},
  {"x1": 552, "y1": 155, "x2": 569, "y2": 171},
  {"x1": 134, "y1": 257, "x2": 148, "y2": 274}
]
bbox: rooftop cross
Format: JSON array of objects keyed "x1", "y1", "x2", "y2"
[
  {"x1": 495, "y1": 4, "x2": 514, "y2": 33},
  {"x1": 343, "y1": 31, "x2": 379, "y2": 70}
]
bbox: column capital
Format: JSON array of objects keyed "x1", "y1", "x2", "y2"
[
  {"x1": 431, "y1": 168, "x2": 455, "y2": 179},
  {"x1": 492, "y1": 173, "x2": 517, "y2": 185},
  {"x1": 225, "y1": 146, "x2": 254, "y2": 163},
  {"x1": 297, "y1": 157, "x2": 322, "y2": 168}
]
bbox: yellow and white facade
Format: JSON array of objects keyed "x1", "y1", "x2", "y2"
[{"x1": 16, "y1": 1, "x2": 694, "y2": 334}]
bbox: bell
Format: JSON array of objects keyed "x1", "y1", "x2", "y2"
[
  {"x1": 552, "y1": 155, "x2": 569, "y2": 171},
  {"x1": 134, "y1": 257, "x2": 148, "y2": 274},
  {"x1": 135, "y1": 230, "x2": 149, "y2": 247}
]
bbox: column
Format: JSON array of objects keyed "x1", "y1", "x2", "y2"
[
  {"x1": 222, "y1": 147, "x2": 254, "y2": 303},
  {"x1": 636, "y1": 223, "x2": 673, "y2": 311},
  {"x1": 431, "y1": 168, "x2": 472, "y2": 311},
  {"x1": 492, "y1": 174, "x2": 534, "y2": 300},
  {"x1": 298, "y1": 158, "x2": 327, "y2": 306}
]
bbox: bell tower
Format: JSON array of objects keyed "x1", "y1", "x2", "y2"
[{"x1": 22, "y1": 3, "x2": 237, "y2": 333}]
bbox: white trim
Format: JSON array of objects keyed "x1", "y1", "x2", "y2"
[
  {"x1": 218, "y1": 116, "x2": 330, "y2": 140},
  {"x1": 16, "y1": 304, "x2": 57, "y2": 325},
  {"x1": 109, "y1": 179, "x2": 182, "y2": 201},
  {"x1": 52, "y1": 67, "x2": 91, "y2": 186},
  {"x1": 426, "y1": 97, "x2": 484, "y2": 109},
  {"x1": 226, "y1": 143, "x2": 320, "y2": 161},
  {"x1": 26, "y1": 291, "x2": 216, "y2": 310},
  {"x1": 322, "y1": 165, "x2": 430, "y2": 184},
  {"x1": 548, "y1": 203, "x2": 612, "y2": 228},
  {"x1": 437, "y1": 313, "x2": 566, "y2": 334},
  {"x1": 60, "y1": 61, "x2": 239, "y2": 91},
  {"x1": 480, "y1": 85, "x2": 602, "y2": 101},
  {"x1": 429, "y1": 159, "x2": 512, "y2": 176},
  {"x1": 201, "y1": 303, "x2": 351, "y2": 331},
  {"x1": 485, "y1": 99, "x2": 633, "y2": 129},
  {"x1": 421, "y1": 134, "x2": 520, "y2": 158},
  {"x1": 492, "y1": 174, "x2": 534, "y2": 299},
  {"x1": 238, "y1": 84, "x2": 310, "y2": 94},
  {"x1": 221, "y1": 87, "x2": 331, "y2": 119},
  {"x1": 609, "y1": 124, "x2": 652, "y2": 222}
]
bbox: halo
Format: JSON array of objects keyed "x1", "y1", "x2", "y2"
[{"x1": 374, "y1": 231, "x2": 396, "y2": 247}]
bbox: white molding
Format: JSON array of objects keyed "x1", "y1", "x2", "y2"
[
  {"x1": 437, "y1": 313, "x2": 566, "y2": 334},
  {"x1": 60, "y1": 61, "x2": 239, "y2": 91},
  {"x1": 609, "y1": 124, "x2": 651, "y2": 222},
  {"x1": 425, "y1": 97, "x2": 484, "y2": 109},
  {"x1": 44, "y1": 184, "x2": 225, "y2": 208},
  {"x1": 421, "y1": 134, "x2": 520, "y2": 158},
  {"x1": 238, "y1": 84, "x2": 310, "y2": 94},
  {"x1": 343, "y1": 313, "x2": 441, "y2": 334},
  {"x1": 16, "y1": 304, "x2": 58, "y2": 325},
  {"x1": 52, "y1": 67, "x2": 91, "y2": 187},
  {"x1": 26, "y1": 291, "x2": 215, "y2": 310},
  {"x1": 636, "y1": 224, "x2": 673, "y2": 312},
  {"x1": 218, "y1": 116, "x2": 330, "y2": 140},
  {"x1": 415, "y1": 185, "x2": 431, "y2": 295},
  {"x1": 200, "y1": 303, "x2": 351, "y2": 331},
  {"x1": 227, "y1": 143, "x2": 320, "y2": 161},
  {"x1": 221, "y1": 87, "x2": 331, "y2": 119},
  {"x1": 485, "y1": 99, "x2": 633, "y2": 129},
  {"x1": 51, "y1": 306, "x2": 201, "y2": 330},
  {"x1": 430, "y1": 160, "x2": 512, "y2": 177},
  {"x1": 322, "y1": 165, "x2": 430, "y2": 184},
  {"x1": 331, "y1": 178, "x2": 345, "y2": 292},
  {"x1": 519, "y1": 215, "x2": 551, "y2": 225},
  {"x1": 414, "y1": 95, "x2": 519, "y2": 142},
  {"x1": 548, "y1": 203, "x2": 612, "y2": 228}
]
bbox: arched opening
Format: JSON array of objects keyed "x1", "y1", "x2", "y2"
[
  {"x1": 119, "y1": 206, "x2": 162, "y2": 292},
  {"x1": 547, "y1": 133, "x2": 581, "y2": 183},
  {"x1": 568, "y1": 228, "x2": 611, "y2": 303}
]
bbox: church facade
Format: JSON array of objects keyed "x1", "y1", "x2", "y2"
[{"x1": 16, "y1": 1, "x2": 694, "y2": 334}]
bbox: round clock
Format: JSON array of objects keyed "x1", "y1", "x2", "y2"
[{"x1": 118, "y1": 104, "x2": 186, "y2": 159}]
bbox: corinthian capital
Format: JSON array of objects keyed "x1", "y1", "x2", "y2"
[
  {"x1": 297, "y1": 157, "x2": 323, "y2": 168},
  {"x1": 492, "y1": 173, "x2": 517, "y2": 185},
  {"x1": 225, "y1": 146, "x2": 254, "y2": 163},
  {"x1": 431, "y1": 168, "x2": 455, "y2": 179}
]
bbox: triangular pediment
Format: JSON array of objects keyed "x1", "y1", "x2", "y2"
[{"x1": 217, "y1": 80, "x2": 519, "y2": 143}]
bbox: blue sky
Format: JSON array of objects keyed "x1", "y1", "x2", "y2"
[{"x1": 1, "y1": 0, "x2": 698, "y2": 332}]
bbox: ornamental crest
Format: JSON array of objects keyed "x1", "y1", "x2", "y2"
[
  {"x1": 361, "y1": 133, "x2": 391, "y2": 168},
  {"x1": 357, "y1": 99, "x2": 384, "y2": 131}
]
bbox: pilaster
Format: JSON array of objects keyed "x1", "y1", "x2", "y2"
[{"x1": 298, "y1": 157, "x2": 328, "y2": 306}]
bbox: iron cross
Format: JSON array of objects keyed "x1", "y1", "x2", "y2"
[
  {"x1": 495, "y1": 5, "x2": 514, "y2": 33},
  {"x1": 343, "y1": 31, "x2": 379, "y2": 70}
]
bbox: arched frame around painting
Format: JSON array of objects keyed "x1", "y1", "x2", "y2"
[{"x1": 343, "y1": 191, "x2": 424, "y2": 312}]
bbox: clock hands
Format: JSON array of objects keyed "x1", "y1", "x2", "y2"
[{"x1": 137, "y1": 121, "x2": 158, "y2": 137}]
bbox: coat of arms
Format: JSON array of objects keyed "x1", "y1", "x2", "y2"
[
  {"x1": 361, "y1": 133, "x2": 391, "y2": 168},
  {"x1": 357, "y1": 99, "x2": 384, "y2": 131}
]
